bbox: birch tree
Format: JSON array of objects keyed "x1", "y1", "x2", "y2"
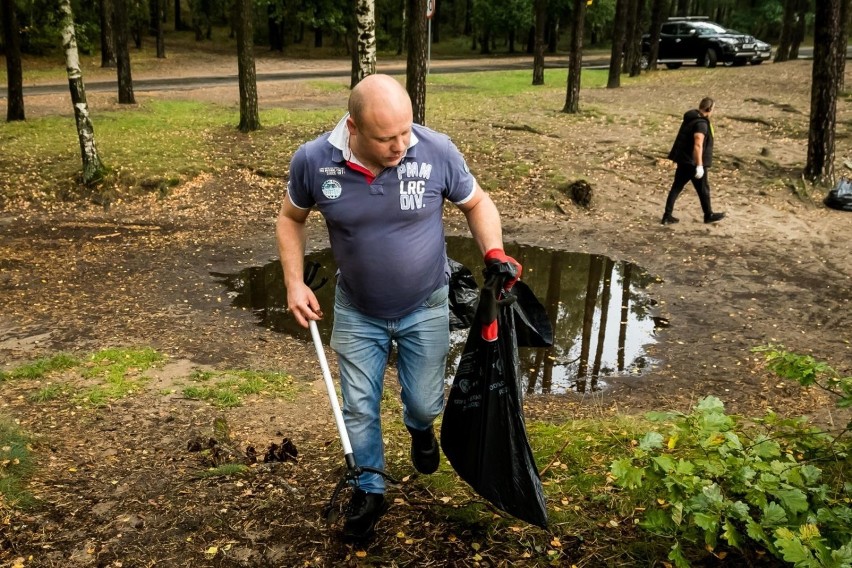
[
  {"x1": 59, "y1": 0, "x2": 107, "y2": 185},
  {"x1": 352, "y1": 0, "x2": 377, "y2": 88}
]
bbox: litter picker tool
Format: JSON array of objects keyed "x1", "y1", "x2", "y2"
[{"x1": 302, "y1": 262, "x2": 397, "y2": 522}]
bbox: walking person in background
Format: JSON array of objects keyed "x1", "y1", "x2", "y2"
[
  {"x1": 661, "y1": 97, "x2": 725, "y2": 225},
  {"x1": 275, "y1": 74, "x2": 520, "y2": 542}
]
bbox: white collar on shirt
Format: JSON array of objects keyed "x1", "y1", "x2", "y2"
[{"x1": 327, "y1": 113, "x2": 419, "y2": 168}]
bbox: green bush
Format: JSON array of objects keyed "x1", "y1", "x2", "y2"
[{"x1": 610, "y1": 395, "x2": 851, "y2": 567}]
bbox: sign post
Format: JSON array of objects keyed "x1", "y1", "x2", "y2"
[{"x1": 426, "y1": 0, "x2": 435, "y2": 74}]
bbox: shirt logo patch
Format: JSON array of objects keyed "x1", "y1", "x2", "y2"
[
  {"x1": 320, "y1": 167, "x2": 346, "y2": 176},
  {"x1": 322, "y1": 179, "x2": 342, "y2": 200}
]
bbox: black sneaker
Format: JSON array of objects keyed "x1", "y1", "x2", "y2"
[
  {"x1": 660, "y1": 214, "x2": 679, "y2": 225},
  {"x1": 704, "y1": 212, "x2": 726, "y2": 223},
  {"x1": 406, "y1": 425, "x2": 439, "y2": 474},
  {"x1": 342, "y1": 489, "x2": 388, "y2": 542}
]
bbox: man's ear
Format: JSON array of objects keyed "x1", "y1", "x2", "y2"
[{"x1": 345, "y1": 116, "x2": 357, "y2": 135}]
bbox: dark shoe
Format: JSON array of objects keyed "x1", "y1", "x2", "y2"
[
  {"x1": 704, "y1": 212, "x2": 726, "y2": 223},
  {"x1": 342, "y1": 489, "x2": 388, "y2": 542},
  {"x1": 407, "y1": 425, "x2": 439, "y2": 474},
  {"x1": 661, "y1": 214, "x2": 679, "y2": 225}
]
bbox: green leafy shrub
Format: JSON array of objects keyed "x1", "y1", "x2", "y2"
[{"x1": 610, "y1": 396, "x2": 851, "y2": 567}]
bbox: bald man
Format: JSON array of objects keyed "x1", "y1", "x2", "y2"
[{"x1": 276, "y1": 74, "x2": 520, "y2": 541}]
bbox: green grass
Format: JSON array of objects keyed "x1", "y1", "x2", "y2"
[
  {"x1": 1, "y1": 67, "x2": 637, "y2": 206},
  {"x1": 77, "y1": 347, "x2": 165, "y2": 405},
  {"x1": 182, "y1": 369, "x2": 297, "y2": 408},
  {"x1": 0, "y1": 417, "x2": 36, "y2": 508},
  {"x1": 0, "y1": 353, "x2": 79, "y2": 382},
  {"x1": 194, "y1": 463, "x2": 249, "y2": 479}
]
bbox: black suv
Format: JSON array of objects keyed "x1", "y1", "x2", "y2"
[{"x1": 641, "y1": 17, "x2": 772, "y2": 69}]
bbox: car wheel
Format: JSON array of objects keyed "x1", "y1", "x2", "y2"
[
  {"x1": 665, "y1": 62, "x2": 683, "y2": 70},
  {"x1": 702, "y1": 48, "x2": 718, "y2": 68}
]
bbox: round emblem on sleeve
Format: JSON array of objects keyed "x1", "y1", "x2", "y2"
[{"x1": 321, "y1": 179, "x2": 343, "y2": 200}]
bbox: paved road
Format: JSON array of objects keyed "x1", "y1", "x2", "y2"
[
  {"x1": 1, "y1": 55, "x2": 610, "y2": 97},
  {"x1": 0, "y1": 47, "x2": 827, "y2": 98}
]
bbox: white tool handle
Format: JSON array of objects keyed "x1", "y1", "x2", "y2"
[{"x1": 309, "y1": 320, "x2": 353, "y2": 456}]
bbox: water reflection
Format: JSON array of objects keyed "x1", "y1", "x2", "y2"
[{"x1": 212, "y1": 237, "x2": 659, "y2": 393}]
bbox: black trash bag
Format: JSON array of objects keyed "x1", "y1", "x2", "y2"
[
  {"x1": 448, "y1": 257, "x2": 479, "y2": 331},
  {"x1": 825, "y1": 178, "x2": 852, "y2": 212},
  {"x1": 511, "y1": 280, "x2": 553, "y2": 348},
  {"x1": 440, "y1": 263, "x2": 549, "y2": 528},
  {"x1": 448, "y1": 258, "x2": 554, "y2": 347}
]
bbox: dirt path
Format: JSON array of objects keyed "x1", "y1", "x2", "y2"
[{"x1": 1, "y1": 57, "x2": 851, "y2": 566}]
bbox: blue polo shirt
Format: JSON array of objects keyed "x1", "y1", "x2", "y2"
[{"x1": 287, "y1": 115, "x2": 477, "y2": 319}]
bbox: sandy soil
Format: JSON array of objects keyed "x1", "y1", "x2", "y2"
[{"x1": 1, "y1": 54, "x2": 851, "y2": 567}]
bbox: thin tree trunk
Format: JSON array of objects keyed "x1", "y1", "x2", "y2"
[
  {"x1": 805, "y1": 0, "x2": 841, "y2": 184},
  {"x1": 838, "y1": 0, "x2": 850, "y2": 92},
  {"x1": 236, "y1": 0, "x2": 259, "y2": 132},
  {"x1": 406, "y1": 0, "x2": 428, "y2": 125},
  {"x1": 100, "y1": 0, "x2": 117, "y2": 67},
  {"x1": 155, "y1": 0, "x2": 165, "y2": 58},
  {"x1": 2, "y1": 0, "x2": 25, "y2": 121},
  {"x1": 563, "y1": 0, "x2": 586, "y2": 113},
  {"x1": 628, "y1": 0, "x2": 645, "y2": 76},
  {"x1": 353, "y1": 0, "x2": 377, "y2": 87},
  {"x1": 113, "y1": 0, "x2": 135, "y2": 103},
  {"x1": 646, "y1": 0, "x2": 667, "y2": 71},
  {"x1": 790, "y1": 0, "x2": 808, "y2": 60},
  {"x1": 623, "y1": 0, "x2": 639, "y2": 74},
  {"x1": 775, "y1": 0, "x2": 794, "y2": 62},
  {"x1": 532, "y1": 0, "x2": 546, "y2": 85},
  {"x1": 174, "y1": 0, "x2": 183, "y2": 30},
  {"x1": 59, "y1": 0, "x2": 107, "y2": 185},
  {"x1": 607, "y1": 0, "x2": 628, "y2": 88}
]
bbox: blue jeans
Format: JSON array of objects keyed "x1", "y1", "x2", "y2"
[{"x1": 330, "y1": 284, "x2": 450, "y2": 494}]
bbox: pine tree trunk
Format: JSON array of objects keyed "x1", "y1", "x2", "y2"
[
  {"x1": 628, "y1": 0, "x2": 645, "y2": 76},
  {"x1": 837, "y1": 0, "x2": 850, "y2": 92},
  {"x1": 805, "y1": 0, "x2": 841, "y2": 184},
  {"x1": 607, "y1": 0, "x2": 628, "y2": 88},
  {"x1": 59, "y1": 0, "x2": 106, "y2": 185},
  {"x1": 114, "y1": 0, "x2": 135, "y2": 103},
  {"x1": 532, "y1": 0, "x2": 546, "y2": 85},
  {"x1": 100, "y1": 0, "x2": 117, "y2": 67},
  {"x1": 406, "y1": 0, "x2": 428, "y2": 125},
  {"x1": 155, "y1": 0, "x2": 166, "y2": 58},
  {"x1": 235, "y1": 0, "x2": 259, "y2": 132},
  {"x1": 2, "y1": 0, "x2": 25, "y2": 121},
  {"x1": 354, "y1": 0, "x2": 377, "y2": 86},
  {"x1": 646, "y1": 0, "x2": 668, "y2": 71},
  {"x1": 563, "y1": 0, "x2": 586, "y2": 113},
  {"x1": 775, "y1": 0, "x2": 794, "y2": 62}
]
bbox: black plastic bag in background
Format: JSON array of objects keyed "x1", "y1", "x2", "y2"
[
  {"x1": 825, "y1": 178, "x2": 852, "y2": 212},
  {"x1": 440, "y1": 263, "x2": 550, "y2": 528}
]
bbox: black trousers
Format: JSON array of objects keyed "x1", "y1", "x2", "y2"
[{"x1": 664, "y1": 163, "x2": 713, "y2": 218}]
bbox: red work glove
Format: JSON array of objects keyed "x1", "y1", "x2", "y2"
[{"x1": 484, "y1": 248, "x2": 522, "y2": 291}]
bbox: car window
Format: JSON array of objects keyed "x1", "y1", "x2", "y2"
[
  {"x1": 692, "y1": 22, "x2": 727, "y2": 34},
  {"x1": 661, "y1": 23, "x2": 678, "y2": 35}
]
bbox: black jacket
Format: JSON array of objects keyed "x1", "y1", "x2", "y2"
[{"x1": 667, "y1": 109, "x2": 713, "y2": 168}]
